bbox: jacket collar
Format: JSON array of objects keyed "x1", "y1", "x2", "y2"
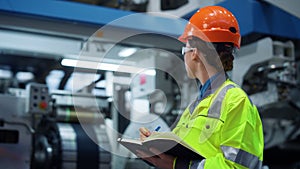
[
  {"x1": 199, "y1": 72, "x2": 227, "y2": 100},
  {"x1": 189, "y1": 72, "x2": 227, "y2": 114}
]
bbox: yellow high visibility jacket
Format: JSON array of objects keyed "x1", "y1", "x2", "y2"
[{"x1": 172, "y1": 79, "x2": 264, "y2": 169}]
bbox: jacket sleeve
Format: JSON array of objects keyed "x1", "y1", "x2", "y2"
[{"x1": 175, "y1": 88, "x2": 264, "y2": 169}]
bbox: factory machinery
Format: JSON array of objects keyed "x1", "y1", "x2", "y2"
[
  {"x1": 232, "y1": 37, "x2": 300, "y2": 168},
  {"x1": 0, "y1": 83, "x2": 112, "y2": 169},
  {"x1": 0, "y1": 39, "x2": 299, "y2": 169},
  {"x1": 1, "y1": 38, "x2": 300, "y2": 169}
]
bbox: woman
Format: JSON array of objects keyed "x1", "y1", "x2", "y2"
[{"x1": 138, "y1": 6, "x2": 264, "y2": 169}]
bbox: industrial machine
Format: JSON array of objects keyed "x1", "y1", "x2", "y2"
[
  {"x1": 0, "y1": 83, "x2": 112, "y2": 169},
  {"x1": 232, "y1": 37, "x2": 300, "y2": 168}
]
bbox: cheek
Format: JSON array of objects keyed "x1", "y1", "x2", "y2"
[
  {"x1": 184, "y1": 59, "x2": 190, "y2": 71},
  {"x1": 184, "y1": 60, "x2": 195, "y2": 78},
  {"x1": 184, "y1": 55, "x2": 191, "y2": 66},
  {"x1": 184, "y1": 56, "x2": 193, "y2": 70}
]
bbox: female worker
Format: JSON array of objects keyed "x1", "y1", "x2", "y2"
[{"x1": 138, "y1": 6, "x2": 264, "y2": 169}]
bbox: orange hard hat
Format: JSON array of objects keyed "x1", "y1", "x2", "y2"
[{"x1": 179, "y1": 6, "x2": 241, "y2": 48}]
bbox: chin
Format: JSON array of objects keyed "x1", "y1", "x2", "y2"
[{"x1": 185, "y1": 69, "x2": 196, "y2": 79}]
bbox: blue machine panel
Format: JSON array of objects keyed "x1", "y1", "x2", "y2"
[
  {"x1": 183, "y1": 0, "x2": 300, "y2": 40},
  {"x1": 0, "y1": 0, "x2": 186, "y2": 37},
  {"x1": 0, "y1": 0, "x2": 299, "y2": 40}
]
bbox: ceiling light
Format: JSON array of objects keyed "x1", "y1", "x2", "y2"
[
  {"x1": 61, "y1": 58, "x2": 155, "y2": 76},
  {"x1": 143, "y1": 69, "x2": 156, "y2": 76},
  {"x1": 16, "y1": 72, "x2": 34, "y2": 82},
  {"x1": 118, "y1": 48, "x2": 137, "y2": 57}
]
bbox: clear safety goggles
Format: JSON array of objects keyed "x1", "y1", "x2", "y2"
[{"x1": 182, "y1": 47, "x2": 196, "y2": 55}]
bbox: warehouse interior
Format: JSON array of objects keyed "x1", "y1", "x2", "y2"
[{"x1": 0, "y1": 0, "x2": 300, "y2": 169}]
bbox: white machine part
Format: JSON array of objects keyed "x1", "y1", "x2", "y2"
[
  {"x1": 0, "y1": 92, "x2": 32, "y2": 169},
  {"x1": 0, "y1": 83, "x2": 113, "y2": 169},
  {"x1": 232, "y1": 37, "x2": 300, "y2": 150}
]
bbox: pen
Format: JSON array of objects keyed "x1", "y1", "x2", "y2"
[{"x1": 154, "y1": 126, "x2": 161, "y2": 132}]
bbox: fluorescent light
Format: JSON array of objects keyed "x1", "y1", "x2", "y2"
[
  {"x1": 62, "y1": 58, "x2": 118, "y2": 71},
  {"x1": 61, "y1": 58, "x2": 155, "y2": 75},
  {"x1": 118, "y1": 48, "x2": 137, "y2": 57},
  {"x1": 270, "y1": 64, "x2": 276, "y2": 69},
  {"x1": 16, "y1": 72, "x2": 34, "y2": 81},
  {"x1": 61, "y1": 58, "x2": 77, "y2": 67},
  {"x1": 144, "y1": 69, "x2": 156, "y2": 76},
  {"x1": 0, "y1": 69, "x2": 12, "y2": 78}
]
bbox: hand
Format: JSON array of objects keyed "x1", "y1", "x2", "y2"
[
  {"x1": 136, "y1": 148, "x2": 175, "y2": 169},
  {"x1": 139, "y1": 127, "x2": 151, "y2": 141}
]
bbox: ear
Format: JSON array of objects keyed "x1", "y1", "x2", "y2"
[{"x1": 191, "y1": 48, "x2": 201, "y2": 62}]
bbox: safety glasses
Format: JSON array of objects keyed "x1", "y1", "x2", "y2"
[{"x1": 182, "y1": 47, "x2": 196, "y2": 55}]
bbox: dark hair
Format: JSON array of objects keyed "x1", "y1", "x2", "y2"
[{"x1": 188, "y1": 37, "x2": 235, "y2": 71}]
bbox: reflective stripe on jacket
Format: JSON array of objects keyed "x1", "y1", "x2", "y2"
[{"x1": 172, "y1": 79, "x2": 264, "y2": 169}]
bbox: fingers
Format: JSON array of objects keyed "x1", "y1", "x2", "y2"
[
  {"x1": 140, "y1": 127, "x2": 151, "y2": 136},
  {"x1": 139, "y1": 127, "x2": 151, "y2": 141}
]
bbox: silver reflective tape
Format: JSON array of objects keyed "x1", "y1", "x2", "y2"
[
  {"x1": 190, "y1": 159, "x2": 205, "y2": 169},
  {"x1": 189, "y1": 99, "x2": 200, "y2": 114},
  {"x1": 208, "y1": 85, "x2": 235, "y2": 119},
  {"x1": 221, "y1": 145, "x2": 262, "y2": 169}
]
